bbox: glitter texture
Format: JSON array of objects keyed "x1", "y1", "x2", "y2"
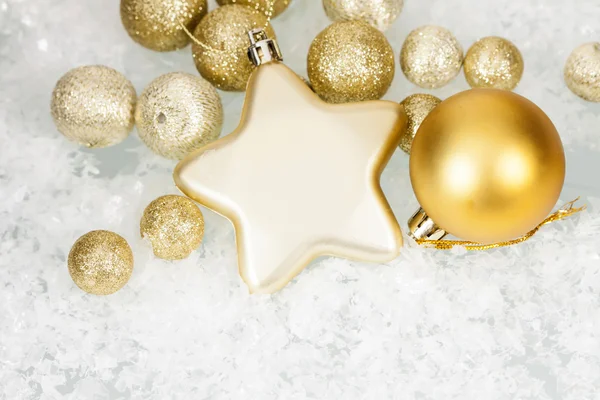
[
  {"x1": 51, "y1": 65, "x2": 136, "y2": 148},
  {"x1": 120, "y1": 0, "x2": 208, "y2": 52},
  {"x1": 398, "y1": 93, "x2": 441, "y2": 154},
  {"x1": 68, "y1": 230, "x2": 134, "y2": 295},
  {"x1": 322, "y1": 0, "x2": 403, "y2": 31},
  {"x1": 192, "y1": 5, "x2": 275, "y2": 91},
  {"x1": 307, "y1": 20, "x2": 395, "y2": 103},
  {"x1": 135, "y1": 72, "x2": 223, "y2": 160},
  {"x1": 464, "y1": 36, "x2": 524, "y2": 90},
  {"x1": 216, "y1": 0, "x2": 291, "y2": 18},
  {"x1": 140, "y1": 195, "x2": 205, "y2": 260},
  {"x1": 400, "y1": 25, "x2": 463, "y2": 89},
  {"x1": 564, "y1": 42, "x2": 600, "y2": 102}
]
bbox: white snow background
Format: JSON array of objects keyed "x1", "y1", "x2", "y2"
[{"x1": 1, "y1": 0, "x2": 600, "y2": 399}]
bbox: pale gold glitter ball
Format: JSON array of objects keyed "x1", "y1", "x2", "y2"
[
  {"x1": 400, "y1": 25, "x2": 464, "y2": 89},
  {"x1": 307, "y1": 20, "x2": 395, "y2": 103},
  {"x1": 323, "y1": 0, "x2": 403, "y2": 31},
  {"x1": 135, "y1": 72, "x2": 223, "y2": 160},
  {"x1": 464, "y1": 37, "x2": 524, "y2": 91},
  {"x1": 216, "y1": 0, "x2": 291, "y2": 18},
  {"x1": 192, "y1": 5, "x2": 275, "y2": 91},
  {"x1": 140, "y1": 195, "x2": 205, "y2": 260},
  {"x1": 51, "y1": 65, "x2": 136, "y2": 148},
  {"x1": 564, "y1": 42, "x2": 600, "y2": 102},
  {"x1": 120, "y1": 0, "x2": 208, "y2": 52},
  {"x1": 399, "y1": 93, "x2": 441, "y2": 154},
  {"x1": 68, "y1": 230, "x2": 134, "y2": 295}
]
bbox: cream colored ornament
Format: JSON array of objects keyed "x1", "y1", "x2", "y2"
[
  {"x1": 322, "y1": 0, "x2": 403, "y2": 31},
  {"x1": 564, "y1": 42, "x2": 600, "y2": 102}
]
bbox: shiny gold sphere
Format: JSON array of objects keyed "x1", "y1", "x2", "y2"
[
  {"x1": 192, "y1": 5, "x2": 275, "y2": 91},
  {"x1": 399, "y1": 93, "x2": 441, "y2": 154},
  {"x1": 410, "y1": 89, "x2": 565, "y2": 244},
  {"x1": 51, "y1": 65, "x2": 136, "y2": 148},
  {"x1": 464, "y1": 36, "x2": 524, "y2": 90},
  {"x1": 120, "y1": 0, "x2": 208, "y2": 51},
  {"x1": 140, "y1": 195, "x2": 205, "y2": 260},
  {"x1": 68, "y1": 230, "x2": 134, "y2": 295},
  {"x1": 400, "y1": 25, "x2": 463, "y2": 89},
  {"x1": 216, "y1": 0, "x2": 291, "y2": 18},
  {"x1": 307, "y1": 20, "x2": 395, "y2": 103},
  {"x1": 135, "y1": 72, "x2": 223, "y2": 160},
  {"x1": 564, "y1": 42, "x2": 600, "y2": 102},
  {"x1": 322, "y1": 0, "x2": 404, "y2": 31}
]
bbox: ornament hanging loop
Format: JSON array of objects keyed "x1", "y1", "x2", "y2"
[{"x1": 247, "y1": 28, "x2": 283, "y2": 66}]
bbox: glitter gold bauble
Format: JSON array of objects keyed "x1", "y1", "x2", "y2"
[
  {"x1": 463, "y1": 36, "x2": 524, "y2": 90},
  {"x1": 140, "y1": 195, "x2": 205, "y2": 260},
  {"x1": 51, "y1": 65, "x2": 136, "y2": 148},
  {"x1": 192, "y1": 5, "x2": 275, "y2": 91},
  {"x1": 120, "y1": 0, "x2": 208, "y2": 51},
  {"x1": 398, "y1": 93, "x2": 441, "y2": 154},
  {"x1": 216, "y1": 0, "x2": 291, "y2": 18},
  {"x1": 68, "y1": 230, "x2": 134, "y2": 295},
  {"x1": 564, "y1": 42, "x2": 600, "y2": 102},
  {"x1": 135, "y1": 72, "x2": 223, "y2": 160},
  {"x1": 400, "y1": 25, "x2": 463, "y2": 89},
  {"x1": 307, "y1": 20, "x2": 395, "y2": 104},
  {"x1": 409, "y1": 89, "x2": 565, "y2": 244},
  {"x1": 322, "y1": 0, "x2": 403, "y2": 31}
]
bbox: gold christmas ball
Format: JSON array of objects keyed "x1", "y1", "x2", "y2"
[
  {"x1": 192, "y1": 5, "x2": 275, "y2": 91},
  {"x1": 410, "y1": 89, "x2": 565, "y2": 244},
  {"x1": 464, "y1": 36, "x2": 524, "y2": 90},
  {"x1": 307, "y1": 20, "x2": 395, "y2": 103},
  {"x1": 564, "y1": 42, "x2": 600, "y2": 102},
  {"x1": 400, "y1": 25, "x2": 463, "y2": 89},
  {"x1": 120, "y1": 0, "x2": 208, "y2": 51},
  {"x1": 216, "y1": 0, "x2": 291, "y2": 18},
  {"x1": 68, "y1": 230, "x2": 134, "y2": 295},
  {"x1": 140, "y1": 195, "x2": 205, "y2": 260},
  {"x1": 135, "y1": 72, "x2": 223, "y2": 160},
  {"x1": 322, "y1": 0, "x2": 403, "y2": 31},
  {"x1": 398, "y1": 93, "x2": 441, "y2": 154},
  {"x1": 51, "y1": 65, "x2": 136, "y2": 148}
]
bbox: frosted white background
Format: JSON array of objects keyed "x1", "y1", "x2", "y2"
[{"x1": 1, "y1": 0, "x2": 600, "y2": 398}]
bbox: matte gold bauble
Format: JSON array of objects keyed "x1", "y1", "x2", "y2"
[
  {"x1": 68, "y1": 230, "x2": 134, "y2": 295},
  {"x1": 410, "y1": 89, "x2": 565, "y2": 244},
  {"x1": 140, "y1": 195, "x2": 205, "y2": 260},
  {"x1": 192, "y1": 5, "x2": 275, "y2": 91},
  {"x1": 564, "y1": 42, "x2": 600, "y2": 102},
  {"x1": 120, "y1": 0, "x2": 208, "y2": 51},
  {"x1": 216, "y1": 0, "x2": 291, "y2": 18},
  {"x1": 51, "y1": 65, "x2": 136, "y2": 148},
  {"x1": 307, "y1": 20, "x2": 395, "y2": 103},
  {"x1": 400, "y1": 25, "x2": 463, "y2": 89},
  {"x1": 464, "y1": 36, "x2": 524, "y2": 90},
  {"x1": 398, "y1": 93, "x2": 441, "y2": 154},
  {"x1": 135, "y1": 72, "x2": 223, "y2": 160},
  {"x1": 322, "y1": 0, "x2": 403, "y2": 31}
]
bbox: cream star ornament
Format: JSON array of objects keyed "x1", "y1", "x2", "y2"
[{"x1": 174, "y1": 30, "x2": 407, "y2": 293}]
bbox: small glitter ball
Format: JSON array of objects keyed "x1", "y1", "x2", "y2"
[
  {"x1": 400, "y1": 25, "x2": 464, "y2": 89},
  {"x1": 464, "y1": 36, "x2": 524, "y2": 90},
  {"x1": 216, "y1": 0, "x2": 292, "y2": 18},
  {"x1": 564, "y1": 42, "x2": 600, "y2": 102},
  {"x1": 322, "y1": 0, "x2": 403, "y2": 31},
  {"x1": 399, "y1": 93, "x2": 441, "y2": 154}
]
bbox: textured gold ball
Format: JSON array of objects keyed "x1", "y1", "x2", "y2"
[
  {"x1": 192, "y1": 5, "x2": 275, "y2": 91},
  {"x1": 564, "y1": 42, "x2": 600, "y2": 102},
  {"x1": 135, "y1": 72, "x2": 223, "y2": 160},
  {"x1": 400, "y1": 25, "x2": 463, "y2": 89},
  {"x1": 216, "y1": 0, "x2": 291, "y2": 18},
  {"x1": 398, "y1": 93, "x2": 441, "y2": 154},
  {"x1": 68, "y1": 230, "x2": 134, "y2": 295},
  {"x1": 120, "y1": 0, "x2": 208, "y2": 51},
  {"x1": 322, "y1": 0, "x2": 403, "y2": 31},
  {"x1": 140, "y1": 195, "x2": 205, "y2": 260},
  {"x1": 464, "y1": 36, "x2": 524, "y2": 90},
  {"x1": 410, "y1": 89, "x2": 565, "y2": 244},
  {"x1": 51, "y1": 65, "x2": 136, "y2": 148},
  {"x1": 307, "y1": 20, "x2": 395, "y2": 103}
]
